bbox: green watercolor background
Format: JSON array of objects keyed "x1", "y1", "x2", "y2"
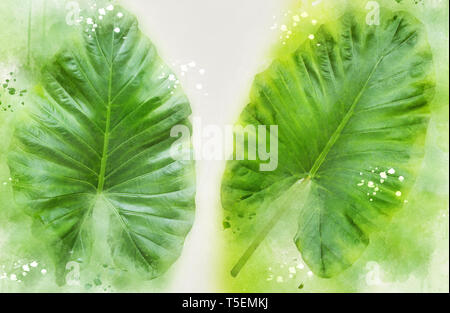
[
  {"x1": 220, "y1": 0, "x2": 449, "y2": 293},
  {"x1": 0, "y1": 0, "x2": 448, "y2": 292}
]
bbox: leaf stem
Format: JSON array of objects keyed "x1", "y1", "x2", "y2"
[
  {"x1": 309, "y1": 56, "x2": 385, "y2": 178},
  {"x1": 97, "y1": 19, "x2": 116, "y2": 193},
  {"x1": 231, "y1": 177, "x2": 311, "y2": 277}
]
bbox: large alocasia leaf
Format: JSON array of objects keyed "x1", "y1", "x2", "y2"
[
  {"x1": 7, "y1": 8, "x2": 195, "y2": 281},
  {"x1": 221, "y1": 10, "x2": 434, "y2": 278}
]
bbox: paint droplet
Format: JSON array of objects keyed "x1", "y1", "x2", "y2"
[
  {"x1": 368, "y1": 181, "x2": 375, "y2": 188},
  {"x1": 396, "y1": 191, "x2": 402, "y2": 197},
  {"x1": 307, "y1": 271, "x2": 313, "y2": 277},
  {"x1": 99, "y1": 8, "x2": 106, "y2": 15},
  {"x1": 308, "y1": 34, "x2": 315, "y2": 40},
  {"x1": 388, "y1": 168, "x2": 396, "y2": 175},
  {"x1": 117, "y1": 12, "x2": 123, "y2": 18},
  {"x1": 380, "y1": 172, "x2": 387, "y2": 179},
  {"x1": 41, "y1": 269, "x2": 47, "y2": 275},
  {"x1": 399, "y1": 176, "x2": 405, "y2": 182},
  {"x1": 114, "y1": 27, "x2": 120, "y2": 33},
  {"x1": 30, "y1": 261, "x2": 38, "y2": 267},
  {"x1": 106, "y1": 5, "x2": 114, "y2": 11}
]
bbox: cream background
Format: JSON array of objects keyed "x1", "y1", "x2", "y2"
[{"x1": 124, "y1": 0, "x2": 292, "y2": 292}]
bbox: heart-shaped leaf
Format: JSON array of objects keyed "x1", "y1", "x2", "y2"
[
  {"x1": 222, "y1": 10, "x2": 434, "y2": 278},
  {"x1": 7, "y1": 8, "x2": 195, "y2": 281}
]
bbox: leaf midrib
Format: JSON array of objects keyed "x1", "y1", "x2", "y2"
[
  {"x1": 89, "y1": 25, "x2": 155, "y2": 269},
  {"x1": 229, "y1": 49, "x2": 387, "y2": 278},
  {"x1": 96, "y1": 29, "x2": 115, "y2": 194},
  {"x1": 308, "y1": 17, "x2": 416, "y2": 179},
  {"x1": 308, "y1": 55, "x2": 385, "y2": 178}
]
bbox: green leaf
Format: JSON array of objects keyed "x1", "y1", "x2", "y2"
[
  {"x1": 221, "y1": 10, "x2": 434, "y2": 278},
  {"x1": 7, "y1": 8, "x2": 195, "y2": 282}
]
